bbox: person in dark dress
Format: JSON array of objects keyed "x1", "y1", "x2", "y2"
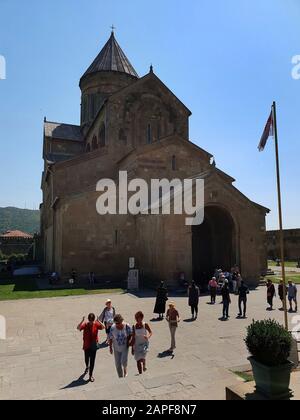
[
  {"x1": 188, "y1": 281, "x2": 200, "y2": 319},
  {"x1": 221, "y1": 280, "x2": 231, "y2": 320},
  {"x1": 267, "y1": 279, "x2": 276, "y2": 310},
  {"x1": 278, "y1": 280, "x2": 287, "y2": 310},
  {"x1": 153, "y1": 282, "x2": 168, "y2": 320}
]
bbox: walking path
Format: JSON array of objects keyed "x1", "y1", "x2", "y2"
[{"x1": 0, "y1": 286, "x2": 299, "y2": 400}]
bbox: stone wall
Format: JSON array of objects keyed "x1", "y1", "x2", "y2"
[{"x1": 267, "y1": 229, "x2": 300, "y2": 261}]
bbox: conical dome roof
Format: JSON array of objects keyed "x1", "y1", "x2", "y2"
[{"x1": 82, "y1": 32, "x2": 139, "y2": 79}]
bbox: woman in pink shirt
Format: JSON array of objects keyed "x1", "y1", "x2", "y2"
[{"x1": 208, "y1": 277, "x2": 218, "y2": 304}]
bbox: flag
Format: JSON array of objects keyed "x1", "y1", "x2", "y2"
[{"x1": 258, "y1": 109, "x2": 274, "y2": 151}]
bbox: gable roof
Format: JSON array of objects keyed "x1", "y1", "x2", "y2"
[
  {"x1": 85, "y1": 71, "x2": 192, "y2": 140},
  {"x1": 109, "y1": 71, "x2": 192, "y2": 115},
  {"x1": 117, "y1": 134, "x2": 213, "y2": 167},
  {"x1": 44, "y1": 121, "x2": 83, "y2": 142}
]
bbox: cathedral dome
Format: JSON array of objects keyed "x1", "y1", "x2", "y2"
[
  {"x1": 81, "y1": 31, "x2": 139, "y2": 80},
  {"x1": 80, "y1": 31, "x2": 139, "y2": 129}
]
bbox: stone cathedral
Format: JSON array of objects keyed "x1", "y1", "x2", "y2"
[{"x1": 41, "y1": 31, "x2": 269, "y2": 287}]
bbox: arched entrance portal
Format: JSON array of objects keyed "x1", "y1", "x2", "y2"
[{"x1": 192, "y1": 206, "x2": 237, "y2": 289}]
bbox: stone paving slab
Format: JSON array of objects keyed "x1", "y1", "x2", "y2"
[{"x1": 0, "y1": 286, "x2": 298, "y2": 400}]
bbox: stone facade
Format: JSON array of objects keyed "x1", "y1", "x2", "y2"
[
  {"x1": 267, "y1": 229, "x2": 300, "y2": 261},
  {"x1": 40, "y1": 32, "x2": 269, "y2": 287}
]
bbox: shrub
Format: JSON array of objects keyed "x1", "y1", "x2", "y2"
[{"x1": 245, "y1": 319, "x2": 292, "y2": 367}]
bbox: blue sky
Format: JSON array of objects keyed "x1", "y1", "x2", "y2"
[{"x1": 0, "y1": 0, "x2": 299, "y2": 230}]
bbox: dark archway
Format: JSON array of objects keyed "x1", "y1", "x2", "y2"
[{"x1": 192, "y1": 206, "x2": 237, "y2": 289}]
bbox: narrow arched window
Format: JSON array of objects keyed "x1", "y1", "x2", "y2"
[
  {"x1": 172, "y1": 155, "x2": 176, "y2": 171},
  {"x1": 92, "y1": 135, "x2": 98, "y2": 150},
  {"x1": 99, "y1": 123, "x2": 106, "y2": 147},
  {"x1": 119, "y1": 128, "x2": 127, "y2": 144},
  {"x1": 147, "y1": 124, "x2": 152, "y2": 144}
]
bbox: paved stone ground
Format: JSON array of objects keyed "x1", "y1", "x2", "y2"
[{"x1": 0, "y1": 286, "x2": 299, "y2": 400}]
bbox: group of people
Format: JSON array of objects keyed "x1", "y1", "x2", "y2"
[
  {"x1": 267, "y1": 279, "x2": 298, "y2": 312},
  {"x1": 77, "y1": 299, "x2": 153, "y2": 382},
  {"x1": 77, "y1": 294, "x2": 183, "y2": 382},
  {"x1": 77, "y1": 274, "x2": 298, "y2": 383},
  {"x1": 207, "y1": 267, "x2": 249, "y2": 320}
]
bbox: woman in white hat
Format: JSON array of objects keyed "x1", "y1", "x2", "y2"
[{"x1": 99, "y1": 299, "x2": 116, "y2": 343}]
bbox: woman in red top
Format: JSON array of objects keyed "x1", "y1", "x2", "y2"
[{"x1": 77, "y1": 313, "x2": 105, "y2": 382}]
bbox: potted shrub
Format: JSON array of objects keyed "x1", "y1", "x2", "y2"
[{"x1": 245, "y1": 319, "x2": 293, "y2": 400}]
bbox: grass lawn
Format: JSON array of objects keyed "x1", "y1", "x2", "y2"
[
  {"x1": 268, "y1": 260, "x2": 298, "y2": 268},
  {"x1": 232, "y1": 371, "x2": 254, "y2": 383},
  {"x1": 265, "y1": 274, "x2": 300, "y2": 284},
  {"x1": 0, "y1": 277, "x2": 124, "y2": 301}
]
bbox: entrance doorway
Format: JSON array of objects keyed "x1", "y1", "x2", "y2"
[{"x1": 192, "y1": 205, "x2": 237, "y2": 289}]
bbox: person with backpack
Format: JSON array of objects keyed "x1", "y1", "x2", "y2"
[
  {"x1": 77, "y1": 313, "x2": 105, "y2": 383},
  {"x1": 237, "y1": 280, "x2": 249, "y2": 318},
  {"x1": 131, "y1": 311, "x2": 152, "y2": 375},
  {"x1": 188, "y1": 281, "x2": 200, "y2": 319},
  {"x1": 109, "y1": 314, "x2": 132, "y2": 378},
  {"x1": 288, "y1": 281, "x2": 298, "y2": 313},
  {"x1": 99, "y1": 299, "x2": 116, "y2": 343},
  {"x1": 208, "y1": 277, "x2": 218, "y2": 304}
]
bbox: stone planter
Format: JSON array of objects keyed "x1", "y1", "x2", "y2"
[{"x1": 248, "y1": 357, "x2": 294, "y2": 400}]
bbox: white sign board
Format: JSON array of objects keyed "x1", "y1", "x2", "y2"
[
  {"x1": 127, "y1": 269, "x2": 139, "y2": 291},
  {"x1": 129, "y1": 257, "x2": 135, "y2": 269}
]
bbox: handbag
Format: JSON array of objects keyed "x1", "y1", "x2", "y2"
[{"x1": 90, "y1": 341, "x2": 101, "y2": 351}]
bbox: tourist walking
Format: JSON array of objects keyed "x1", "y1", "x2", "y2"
[
  {"x1": 221, "y1": 280, "x2": 231, "y2": 320},
  {"x1": 238, "y1": 280, "x2": 249, "y2": 318},
  {"x1": 188, "y1": 281, "x2": 200, "y2": 319},
  {"x1": 208, "y1": 277, "x2": 218, "y2": 304},
  {"x1": 278, "y1": 280, "x2": 287, "y2": 310},
  {"x1": 109, "y1": 314, "x2": 132, "y2": 378},
  {"x1": 166, "y1": 302, "x2": 180, "y2": 352},
  {"x1": 267, "y1": 279, "x2": 276, "y2": 310},
  {"x1": 99, "y1": 299, "x2": 116, "y2": 343},
  {"x1": 288, "y1": 281, "x2": 298, "y2": 313},
  {"x1": 131, "y1": 312, "x2": 152, "y2": 375},
  {"x1": 77, "y1": 314, "x2": 105, "y2": 382},
  {"x1": 154, "y1": 281, "x2": 168, "y2": 320}
]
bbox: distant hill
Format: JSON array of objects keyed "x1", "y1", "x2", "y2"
[{"x1": 0, "y1": 207, "x2": 40, "y2": 235}]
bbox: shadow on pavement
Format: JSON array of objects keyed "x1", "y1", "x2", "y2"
[{"x1": 61, "y1": 373, "x2": 89, "y2": 390}]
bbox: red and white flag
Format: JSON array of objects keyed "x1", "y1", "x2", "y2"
[{"x1": 258, "y1": 109, "x2": 274, "y2": 152}]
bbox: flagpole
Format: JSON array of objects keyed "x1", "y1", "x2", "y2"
[{"x1": 272, "y1": 101, "x2": 288, "y2": 331}]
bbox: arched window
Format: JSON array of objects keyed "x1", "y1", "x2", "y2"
[
  {"x1": 82, "y1": 95, "x2": 89, "y2": 124},
  {"x1": 92, "y1": 135, "x2": 98, "y2": 150},
  {"x1": 86, "y1": 143, "x2": 91, "y2": 153},
  {"x1": 119, "y1": 128, "x2": 127, "y2": 144},
  {"x1": 147, "y1": 124, "x2": 152, "y2": 144},
  {"x1": 172, "y1": 155, "x2": 176, "y2": 171},
  {"x1": 92, "y1": 94, "x2": 99, "y2": 120},
  {"x1": 99, "y1": 123, "x2": 106, "y2": 147}
]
